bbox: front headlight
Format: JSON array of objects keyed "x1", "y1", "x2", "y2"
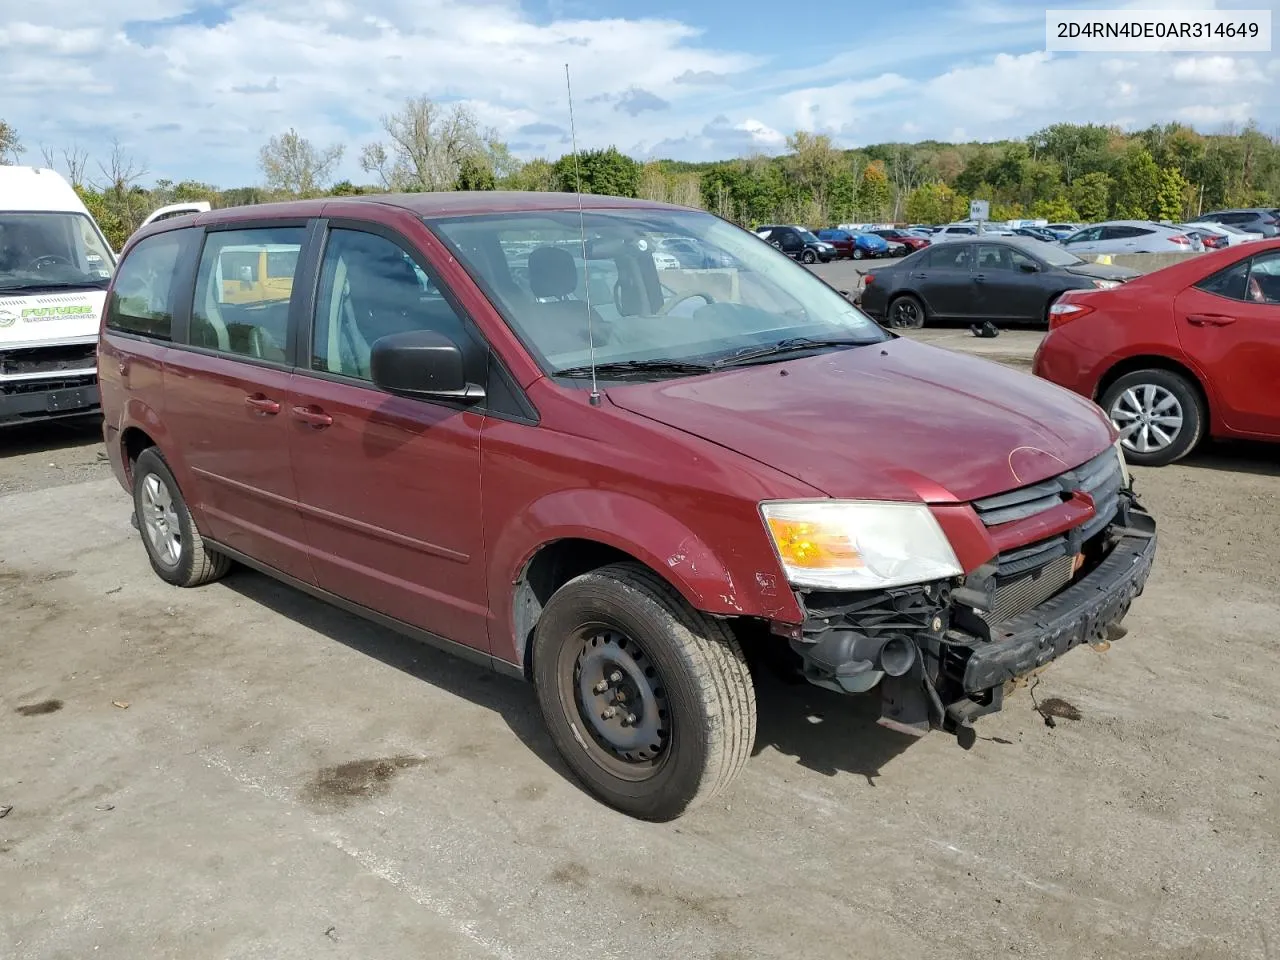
[
  {"x1": 760, "y1": 500, "x2": 962, "y2": 590},
  {"x1": 1113, "y1": 438, "x2": 1131, "y2": 488},
  {"x1": 1091, "y1": 278, "x2": 1120, "y2": 289}
]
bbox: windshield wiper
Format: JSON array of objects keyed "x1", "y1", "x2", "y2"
[
  {"x1": 554, "y1": 359, "x2": 715, "y2": 379},
  {"x1": 712, "y1": 336, "x2": 869, "y2": 368}
]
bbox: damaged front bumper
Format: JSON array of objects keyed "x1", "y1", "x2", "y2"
[{"x1": 784, "y1": 495, "x2": 1157, "y2": 741}]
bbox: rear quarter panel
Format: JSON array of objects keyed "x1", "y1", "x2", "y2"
[{"x1": 98, "y1": 333, "x2": 170, "y2": 494}]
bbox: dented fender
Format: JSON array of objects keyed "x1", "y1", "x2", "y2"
[{"x1": 487, "y1": 487, "x2": 803, "y2": 666}]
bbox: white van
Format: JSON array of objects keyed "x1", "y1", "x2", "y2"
[{"x1": 0, "y1": 166, "x2": 117, "y2": 426}]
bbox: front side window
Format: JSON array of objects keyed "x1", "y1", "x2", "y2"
[
  {"x1": 312, "y1": 228, "x2": 474, "y2": 380},
  {"x1": 106, "y1": 231, "x2": 186, "y2": 340},
  {"x1": 432, "y1": 208, "x2": 887, "y2": 376},
  {"x1": 191, "y1": 226, "x2": 305, "y2": 363},
  {"x1": 0, "y1": 212, "x2": 115, "y2": 294}
]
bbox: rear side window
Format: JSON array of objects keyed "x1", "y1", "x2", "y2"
[
  {"x1": 1196, "y1": 259, "x2": 1249, "y2": 301},
  {"x1": 191, "y1": 227, "x2": 306, "y2": 364},
  {"x1": 925, "y1": 244, "x2": 970, "y2": 269},
  {"x1": 106, "y1": 231, "x2": 187, "y2": 341},
  {"x1": 1203, "y1": 251, "x2": 1280, "y2": 304}
]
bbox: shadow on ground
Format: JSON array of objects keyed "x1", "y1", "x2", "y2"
[
  {"x1": 1176, "y1": 439, "x2": 1280, "y2": 479},
  {"x1": 222, "y1": 567, "x2": 917, "y2": 798},
  {"x1": 0, "y1": 415, "x2": 103, "y2": 457}
]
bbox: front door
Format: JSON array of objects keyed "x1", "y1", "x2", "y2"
[
  {"x1": 162, "y1": 223, "x2": 315, "y2": 581},
  {"x1": 286, "y1": 223, "x2": 490, "y2": 652},
  {"x1": 1175, "y1": 249, "x2": 1280, "y2": 437},
  {"x1": 971, "y1": 243, "x2": 1046, "y2": 322}
]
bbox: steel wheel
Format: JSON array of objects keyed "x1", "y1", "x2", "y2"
[
  {"x1": 852, "y1": 248, "x2": 864, "y2": 260},
  {"x1": 1109, "y1": 383, "x2": 1184, "y2": 455},
  {"x1": 801, "y1": 249, "x2": 817, "y2": 263},
  {"x1": 140, "y1": 473, "x2": 182, "y2": 568},
  {"x1": 565, "y1": 627, "x2": 670, "y2": 781}
]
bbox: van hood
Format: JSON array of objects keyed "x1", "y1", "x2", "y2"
[
  {"x1": 0, "y1": 290, "x2": 105, "y2": 347},
  {"x1": 605, "y1": 337, "x2": 1114, "y2": 503}
]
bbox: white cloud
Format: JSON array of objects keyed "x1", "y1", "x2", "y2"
[{"x1": 0, "y1": 0, "x2": 1278, "y2": 186}]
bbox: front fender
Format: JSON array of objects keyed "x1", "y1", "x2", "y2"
[{"x1": 488, "y1": 488, "x2": 803, "y2": 666}]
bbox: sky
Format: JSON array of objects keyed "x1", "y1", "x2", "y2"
[{"x1": 0, "y1": 0, "x2": 1278, "y2": 187}]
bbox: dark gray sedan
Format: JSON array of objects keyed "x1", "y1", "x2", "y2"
[{"x1": 859, "y1": 237, "x2": 1138, "y2": 329}]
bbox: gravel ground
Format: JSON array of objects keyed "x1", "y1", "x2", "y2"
[{"x1": 2, "y1": 346, "x2": 1278, "y2": 960}]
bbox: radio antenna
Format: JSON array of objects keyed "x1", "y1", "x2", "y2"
[{"x1": 565, "y1": 62, "x2": 601, "y2": 407}]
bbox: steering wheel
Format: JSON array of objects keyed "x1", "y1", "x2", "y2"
[
  {"x1": 29, "y1": 254, "x2": 74, "y2": 271},
  {"x1": 657, "y1": 291, "x2": 716, "y2": 316}
]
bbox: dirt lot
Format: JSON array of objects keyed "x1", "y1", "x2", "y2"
[{"x1": 2, "y1": 344, "x2": 1278, "y2": 960}]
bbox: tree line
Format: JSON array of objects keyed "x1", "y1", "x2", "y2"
[{"x1": 4, "y1": 101, "x2": 1279, "y2": 250}]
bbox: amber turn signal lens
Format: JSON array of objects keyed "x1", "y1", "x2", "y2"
[{"x1": 764, "y1": 517, "x2": 864, "y2": 570}]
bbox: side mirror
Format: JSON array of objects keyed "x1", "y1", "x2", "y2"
[
  {"x1": 370, "y1": 330, "x2": 484, "y2": 402},
  {"x1": 1018, "y1": 261, "x2": 1039, "y2": 273}
]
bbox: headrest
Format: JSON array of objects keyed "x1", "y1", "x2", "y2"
[{"x1": 528, "y1": 246, "x2": 578, "y2": 299}]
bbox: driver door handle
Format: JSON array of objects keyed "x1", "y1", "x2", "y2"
[
  {"x1": 291, "y1": 405, "x2": 333, "y2": 428},
  {"x1": 973, "y1": 274, "x2": 986, "y2": 283},
  {"x1": 1186, "y1": 314, "x2": 1237, "y2": 327},
  {"x1": 244, "y1": 394, "x2": 280, "y2": 415}
]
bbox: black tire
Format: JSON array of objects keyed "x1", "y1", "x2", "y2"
[
  {"x1": 531, "y1": 562, "x2": 756, "y2": 821},
  {"x1": 887, "y1": 293, "x2": 926, "y2": 329},
  {"x1": 852, "y1": 248, "x2": 865, "y2": 260},
  {"x1": 801, "y1": 249, "x2": 817, "y2": 264},
  {"x1": 131, "y1": 447, "x2": 231, "y2": 587},
  {"x1": 1099, "y1": 368, "x2": 1205, "y2": 467}
]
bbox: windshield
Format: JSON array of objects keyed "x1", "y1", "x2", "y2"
[
  {"x1": 431, "y1": 208, "x2": 888, "y2": 376},
  {"x1": 797, "y1": 230, "x2": 821, "y2": 244},
  {"x1": 1011, "y1": 237, "x2": 1083, "y2": 266},
  {"x1": 0, "y1": 212, "x2": 115, "y2": 292}
]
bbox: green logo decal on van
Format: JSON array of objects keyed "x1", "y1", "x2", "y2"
[{"x1": 20, "y1": 304, "x2": 96, "y2": 322}]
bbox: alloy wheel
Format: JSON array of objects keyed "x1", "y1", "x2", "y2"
[
  {"x1": 140, "y1": 474, "x2": 182, "y2": 567},
  {"x1": 1110, "y1": 383, "x2": 1185, "y2": 455}
]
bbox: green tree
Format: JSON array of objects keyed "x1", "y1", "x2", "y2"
[
  {"x1": 456, "y1": 155, "x2": 496, "y2": 191},
  {"x1": 1154, "y1": 166, "x2": 1190, "y2": 221},
  {"x1": 552, "y1": 147, "x2": 641, "y2": 198},
  {"x1": 1110, "y1": 146, "x2": 1162, "y2": 219},
  {"x1": 1068, "y1": 172, "x2": 1114, "y2": 222},
  {"x1": 904, "y1": 182, "x2": 966, "y2": 223},
  {"x1": 785, "y1": 130, "x2": 844, "y2": 220},
  {"x1": 329, "y1": 180, "x2": 365, "y2": 196},
  {"x1": 507, "y1": 157, "x2": 555, "y2": 192},
  {"x1": 1030, "y1": 193, "x2": 1078, "y2": 222},
  {"x1": 856, "y1": 161, "x2": 891, "y2": 219},
  {"x1": 75, "y1": 186, "x2": 125, "y2": 249}
]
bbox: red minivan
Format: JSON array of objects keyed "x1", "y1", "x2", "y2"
[
  {"x1": 99, "y1": 193, "x2": 1157, "y2": 820},
  {"x1": 1035, "y1": 239, "x2": 1280, "y2": 466}
]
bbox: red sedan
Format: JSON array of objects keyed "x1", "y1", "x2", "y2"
[
  {"x1": 1033, "y1": 239, "x2": 1280, "y2": 466},
  {"x1": 871, "y1": 228, "x2": 930, "y2": 253}
]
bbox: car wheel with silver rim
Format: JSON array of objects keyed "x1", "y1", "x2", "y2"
[
  {"x1": 131, "y1": 447, "x2": 232, "y2": 586},
  {"x1": 1099, "y1": 368, "x2": 1205, "y2": 467}
]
